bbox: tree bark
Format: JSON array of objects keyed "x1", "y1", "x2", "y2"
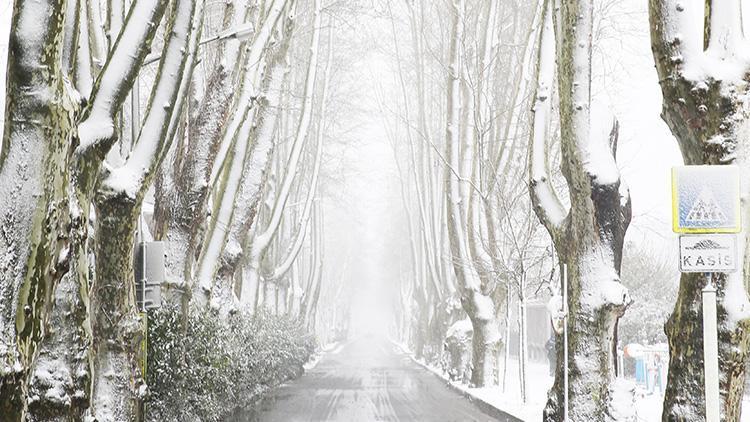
[
  {"x1": 649, "y1": 1, "x2": 750, "y2": 420},
  {"x1": 0, "y1": 0, "x2": 77, "y2": 417},
  {"x1": 88, "y1": 0, "x2": 197, "y2": 417},
  {"x1": 90, "y1": 193, "x2": 144, "y2": 421},
  {"x1": 444, "y1": 0, "x2": 500, "y2": 388},
  {"x1": 529, "y1": 1, "x2": 633, "y2": 420}
]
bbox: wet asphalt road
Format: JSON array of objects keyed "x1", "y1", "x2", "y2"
[{"x1": 246, "y1": 336, "x2": 514, "y2": 422}]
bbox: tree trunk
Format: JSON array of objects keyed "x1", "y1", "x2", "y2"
[
  {"x1": 26, "y1": 216, "x2": 91, "y2": 421},
  {"x1": 649, "y1": 1, "x2": 750, "y2": 419},
  {"x1": 239, "y1": 0, "x2": 323, "y2": 314},
  {"x1": 90, "y1": 194, "x2": 144, "y2": 421},
  {"x1": 153, "y1": 60, "x2": 238, "y2": 309},
  {"x1": 87, "y1": 0, "x2": 198, "y2": 417},
  {"x1": 444, "y1": 0, "x2": 500, "y2": 388},
  {"x1": 0, "y1": 0, "x2": 80, "y2": 417},
  {"x1": 528, "y1": 1, "x2": 632, "y2": 420}
]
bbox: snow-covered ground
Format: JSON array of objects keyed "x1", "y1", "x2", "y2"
[
  {"x1": 395, "y1": 342, "x2": 750, "y2": 421},
  {"x1": 303, "y1": 341, "x2": 344, "y2": 371}
]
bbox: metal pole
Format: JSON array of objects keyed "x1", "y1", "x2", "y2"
[
  {"x1": 520, "y1": 271, "x2": 528, "y2": 403},
  {"x1": 563, "y1": 264, "x2": 569, "y2": 422},
  {"x1": 702, "y1": 273, "x2": 719, "y2": 422},
  {"x1": 133, "y1": 70, "x2": 146, "y2": 312},
  {"x1": 138, "y1": 214, "x2": 147, "y2": 312}
]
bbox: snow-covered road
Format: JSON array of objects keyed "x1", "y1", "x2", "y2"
[{"x1": 245, "y1": 336, "x2": 519, "y2": 421}]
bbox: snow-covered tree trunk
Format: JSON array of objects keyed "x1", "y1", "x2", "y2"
[
  {"x1": 88, "y1": 0, "x2": 198, "y2": 418},
  {"x1": 302, "y1": 201, "x2": 323, "y2": 331},
  {"x1": 649, "y1": 1, "x2": 750, "y2": 420},
  {"x1": 0, "y1": 0, "x2": 78, "y2": 417},
  {"x1": 502, "y1": 285, "x2": 511, "y2": 392},
  {"x1": 529, "y1": 1, "x2": 632, "y2": 420},
  {"x1": 190, "y1": 0, "x2": 290, "y2": 309},
  {"x1": 152, "y1": 0, "x2": 244, "y2": 309},
  {"x1": 2, "y1": 0, "x2": 171, "y2": 418},
  {"x1": 240, "y1": 0, "x2": 322, "y2": 311},
  {"x1": 226, "y1": 17, "x2": 295, "y2": 311},
  {"x1": 263, "y1": 17, "x2": 330, "y2": 311},
  {"x1": 444, "y1": 0, "x2": 500, "y2": 388}
]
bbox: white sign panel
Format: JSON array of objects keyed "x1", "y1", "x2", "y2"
[
  {"x1": 672, "y1": 166, "x2": 741, "y2": 233},
  {"x1": 679, "y1": 235, "x2": 737, "y2": 273}
]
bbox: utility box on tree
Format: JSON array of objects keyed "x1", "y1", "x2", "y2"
[{"x1": 134, "y1": 241, "x2": 165, "y2": 311}]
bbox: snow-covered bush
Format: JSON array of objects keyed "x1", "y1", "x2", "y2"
[
  {"x1": 618, "y1": 243, "x2": 678, "y2": 346},
  {"x1": 145, "y1": 306, "x2": 316, "y2": 422},
  {"x1": 441, "y1": 319, "x2": 473, "y2": 383}
]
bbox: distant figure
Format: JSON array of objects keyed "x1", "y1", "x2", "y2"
[
  {"x1": 646, "y1": 353, "x2": 663, "y2": 394},
  {"x1": 648, "y1": 353, "x2": 664, "y2": 394},
  {"x1": 545, "y1": 334, "x2": 556, "y2": 376}
]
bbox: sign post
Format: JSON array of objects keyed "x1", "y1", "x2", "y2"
[
  {"x1": 673, "y1": 165, "x2": 741, "y2": 422},
  {"x1": 563, "y1": 264, "x2": 568, "y2": 422},
  {"x1": 702, "y1": 276, "x2": 720, "y2": 422}
]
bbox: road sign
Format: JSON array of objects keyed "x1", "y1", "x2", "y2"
[
  {"x1": 672, "y1": 166, "x2": 741, "y2": 233},
  {"x1": 678, "y1": 235, "x2": 737, "y2": 273}
]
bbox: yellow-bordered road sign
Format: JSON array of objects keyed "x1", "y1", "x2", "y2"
[{"x1": 672, "y1": 166, "x2": 741, "y2": 233}]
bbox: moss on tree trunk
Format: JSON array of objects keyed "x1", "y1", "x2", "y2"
[{"x1": 90, "y1": 191, "x2": 145, "y2": 422}]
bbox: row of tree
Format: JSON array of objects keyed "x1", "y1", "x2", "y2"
[
  {"x1": 0, "y1": 0, "x2": 346, "y2": 420},
  {"x1": 385, "y1": 0, "x2": 750, "y2": 420}
]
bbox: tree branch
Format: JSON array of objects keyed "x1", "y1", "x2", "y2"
[
  {"x1": 705, "y1": 0, "x2": 745, "y2": 58},
  {"x1": 267, "y1": 23, "x2": 331, "y2": 282},
  {"x1": 76, "y1": 0, "x2": 169, "y2": 157},
  {"x1": 249, "y1": 0, "x2": 322, "y2": 259},
  {"x1": 207, "y1": 0, "x2": 290, "y2": 188},
  {"x1": 99, "y1": 0, "x2": 198, "y2": 200},
  {"x1": 528, "y1": 0, "x2": 567, "y2": 238}
]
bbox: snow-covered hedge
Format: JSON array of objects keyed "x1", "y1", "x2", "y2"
[{"x1": 145, "y1": 307, "x2": 316, "y2": 422}]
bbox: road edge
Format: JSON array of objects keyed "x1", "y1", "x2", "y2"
[{"x1": 391, "y1": 341, "x2": 525, "y2": 422}]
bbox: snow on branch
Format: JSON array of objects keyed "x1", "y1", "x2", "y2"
[
  {"x1": 706, "y1": 0, "x2": 746, "y2": 59},
  {"x1": 87, "y1": 0, "x2": 108, "y2": 69},
  {"x1": 61, "y1": 0, "x2": 77, "y2": 77},
  {"x1": 651, "y1": 0, "x2": 749, "y2": 82},
  {"x1": 100, "y1": 0, "x2": 197, "y2": 199},
  {"x1": 649, "y1": 0, "x2": 703, "y2": 70},
  {"x1": 582, "y1": 108, "x2": 620, "y2": 186},
  {"x1": 108, "y1": 0, "x2": 127, "y2": 49},
  {"x1": 77, "y1": 0, "x2": 168, "y2": 156},
  {"x1": 194, "y1": 20, "x2": 293, "y2": 307},
  {"x1": 267, "y1": 28, "x2": 331, "y2": 282},
  {"x1": 162, "y1": 0, "x2": 205, "y2": 165},
  {"x1": 528, "y1": 0, "x2": 567, "y2": 234},
  {"x1": 249, "y1": 0, "x2": 322, "y2": 260},
  {"x1": 208, "y1": 0, "x2": 289, "y2": 189},
  {"x1": 75, "y1": 0, "x2": 94, "y2": 98}
]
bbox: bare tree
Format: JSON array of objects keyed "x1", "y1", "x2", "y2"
[
  {"x1": 444, "y1": 0, "x2": 501, "y2": 388},
  {"x1": 529, "y1": 0, "x2": 632, "y2": 420},
  {"x1": 238, "y1": 0, "x2": 323, "y2": 313},
  {"x1": 190, "y1": 0, "x2": 291, "y2": 309}
]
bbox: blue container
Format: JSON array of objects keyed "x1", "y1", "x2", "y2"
[{"x1": 634, "y1": 358, "x2": 646, "y2": 384}]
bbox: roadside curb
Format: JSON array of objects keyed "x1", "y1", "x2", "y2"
[
  {"x1": 435, "y1": 375, "x2": 524, "y2": 422},
  {"x1": 391, "y1": 341, "x2": 524, "y2": 422}
]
